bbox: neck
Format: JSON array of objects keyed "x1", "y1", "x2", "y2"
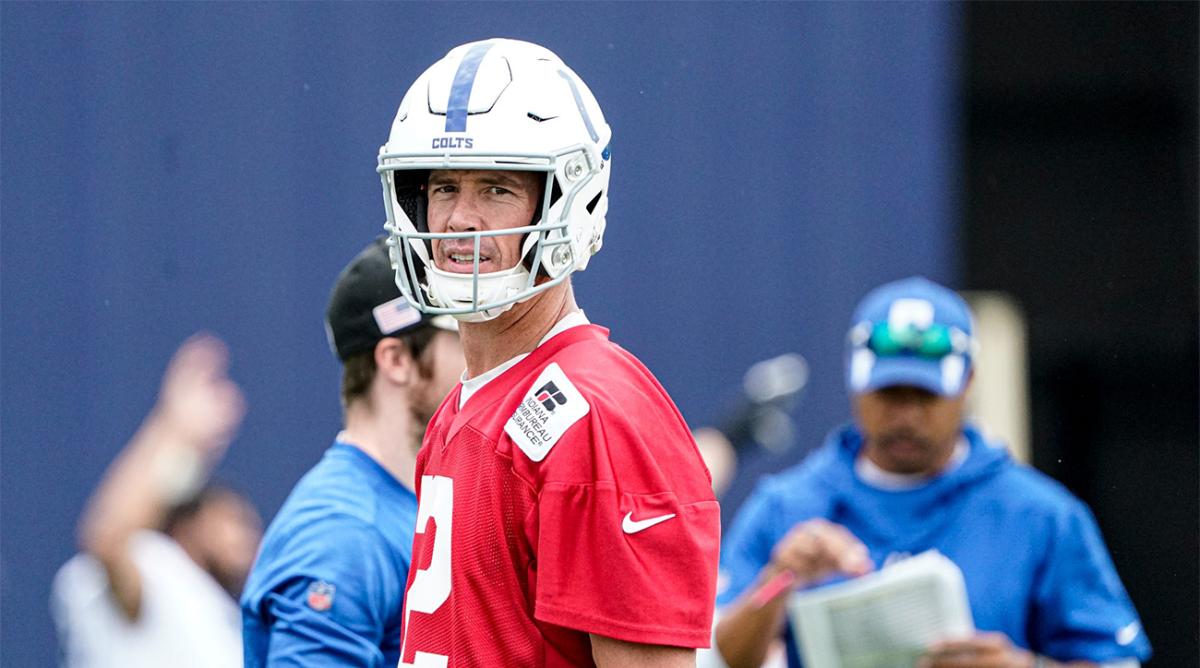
[
  {"x1": 459, "y1": 281, "x2": 576, "y2": 378},
  {"x1": 861, "y1": 434, "x2": 962, "y2": 477},
  {"x1": 340, "y1": 397, "x2": 419, "y2": 490}
]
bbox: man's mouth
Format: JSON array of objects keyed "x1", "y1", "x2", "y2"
[
  {"x1": 879, "y1": 432, "x2": 930, "y2": 453},
  {"x1": 439, "y1": 246, "x2": 494, "y2": 274}
]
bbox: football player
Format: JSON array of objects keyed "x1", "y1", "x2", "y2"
[
  {"x1": 379, "y1": 39, "x2": 720, "y2": 667},
  {"x1": 241, "y1": 238, "x2": 464, "y2": 667}
]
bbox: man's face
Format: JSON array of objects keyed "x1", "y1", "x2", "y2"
[
  {"x1": 412, "y1": 330, "x2": 466, "y2": 427},
  {"x1": 426, "y1": 169, "x2": 543, "y2": 274},
  {"x1": 852, "y1": 384, "x2": 967, "y2": 475}
]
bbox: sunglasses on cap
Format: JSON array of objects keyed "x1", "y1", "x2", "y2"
[{"x1": 851, "y1": 321, "x2": 972, "y2": 359}]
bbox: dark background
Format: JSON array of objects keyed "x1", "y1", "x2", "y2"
[
  {"x1": 1, "y1": 2, "x2": 1194, "y2": 666},
  {"x1": 962, "y1": 4, "x2": 1198, "y2": 665}
]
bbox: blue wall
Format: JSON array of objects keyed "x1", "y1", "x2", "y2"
[{"x1": 1, "y1": 3, "x2": 958, "y2": 664}]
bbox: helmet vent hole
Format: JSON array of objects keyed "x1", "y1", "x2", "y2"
[{"x1": 585, "y1": 191, "x2": 603, "y2": 214}]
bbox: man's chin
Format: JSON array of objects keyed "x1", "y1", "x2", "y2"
[
  {"x1": 890, "y1": 460, "x2": 934, "y2": 476},
  {"x1": 878, "y1": 443, "x2": 935, "y2": 475}
]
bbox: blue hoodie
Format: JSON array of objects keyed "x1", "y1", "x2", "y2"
[{"x1": 718, "y1": 424, "x2": 1150, "y2": 666}]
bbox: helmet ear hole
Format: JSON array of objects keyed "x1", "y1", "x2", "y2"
[
  {"x1": 524, "y1": 175, "x2": 562, "y2": 279},
  {"x1": 548, "y1": 177, "x2": 563, "y2": 211},
  {"x1": 585, "y1": 191, "x2": 603, "y2": 215}
]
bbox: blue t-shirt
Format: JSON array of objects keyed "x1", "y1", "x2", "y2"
[
  {"x1": 718, "y1": 424, "x2": 1151, "y2": 666},
  {"x1": 241, "y1": 441, "x2": 417, "y2": 667}
]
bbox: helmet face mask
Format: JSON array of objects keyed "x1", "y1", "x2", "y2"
[{"x1": 378, "y1": 39, "x2": 611, "y2": 322}]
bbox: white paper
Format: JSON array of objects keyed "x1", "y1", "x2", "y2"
[{"x1": 786, "y1": 550, "x2": 974, "y2": 668}]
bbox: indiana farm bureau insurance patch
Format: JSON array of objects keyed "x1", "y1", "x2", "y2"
[{"x1": 505, "y1": 363, "x2": 590, "y2": 462}]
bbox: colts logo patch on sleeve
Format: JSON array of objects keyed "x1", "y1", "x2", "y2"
[{"x1": 505, "y1": 363, "x2": 590, "y2": 462}]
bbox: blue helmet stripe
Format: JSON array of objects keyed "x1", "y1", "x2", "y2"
[
  {"x1": 445, "y1": 41, "x2": 496, "y2": 133},
  {"x1": 558, "y1": 70, "x2": 599, "y2": 143}
]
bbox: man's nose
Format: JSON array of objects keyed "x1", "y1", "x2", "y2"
[
  {"x1": 888, "y1": 398, "x2": 925, "y2": 423},
  {"x1": 881, "y1": 388, "x2": 929, "y2": 420},
  {"x1": 444, "y1": 193, "x2": 483, "y2": 232}
]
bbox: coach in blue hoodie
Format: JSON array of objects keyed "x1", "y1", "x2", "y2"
[{"x1": 713, "y1": 277, "x2": 1149, "y2": 668}]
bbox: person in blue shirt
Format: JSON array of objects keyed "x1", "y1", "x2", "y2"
[
  {"x1": 713, "y1": 277, "x2": 1150, "y2": 668},
  {"x1": 241, "y1": 237, "x2": 464, "y2": 667}
]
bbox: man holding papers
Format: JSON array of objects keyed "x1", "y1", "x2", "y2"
[{"x1": 713, "y1": 277, "x2": 1149, "y2": 668}]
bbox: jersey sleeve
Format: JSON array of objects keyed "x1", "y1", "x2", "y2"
[
  {"x1": 247, "y1": 519, "x2": 399, "y2": 667},
  {"x1": 259, "y1": 580, "x2": 385, "y2": 668},
  {"x1": 1029, "y1": 500, "x2": 1151, "y2": 662},
  {"x1": 530, "y1": 398, "x2": 721, "y2": 648}
]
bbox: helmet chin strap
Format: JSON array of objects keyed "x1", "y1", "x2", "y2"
[{"x1": 425, "y1": 263, "x2": 533, "y2": 323}]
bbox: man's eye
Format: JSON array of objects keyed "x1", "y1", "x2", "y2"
[{"x1": 488, "y1": 186, "x2": 513, "y2": 195}]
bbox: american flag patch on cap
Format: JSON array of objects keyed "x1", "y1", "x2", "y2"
[{"x1": 373, "y1": 296, "x2": 422, "y2": 334}]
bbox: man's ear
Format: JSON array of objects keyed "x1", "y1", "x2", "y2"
[{"x1": 374, "y1": 337, "x2": 414, "y2": 387}]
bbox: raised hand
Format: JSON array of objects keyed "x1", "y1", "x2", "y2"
[{"x1": 152, "y1": 333, "x2": 246, "y2": 456}]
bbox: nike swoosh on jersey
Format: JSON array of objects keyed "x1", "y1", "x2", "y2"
[{"x1": 622, "y1": 512, "x2": 676, "y2": 534}]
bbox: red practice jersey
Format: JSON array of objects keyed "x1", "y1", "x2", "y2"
[{"x1": 399, "y1": 324, "x2": 720, "y2": 667}]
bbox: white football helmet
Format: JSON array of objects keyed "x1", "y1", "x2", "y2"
[{"x1": 378, "y1": 39, "x2": 612, "y2": 322}]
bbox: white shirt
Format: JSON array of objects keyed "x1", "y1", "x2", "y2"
[{"x1": 51, "y1": 530, "x2": 242, "y2": 668}]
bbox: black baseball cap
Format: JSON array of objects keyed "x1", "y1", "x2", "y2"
[{"x1": 324, "y1": 236, "x2": 457, "y2": 362}]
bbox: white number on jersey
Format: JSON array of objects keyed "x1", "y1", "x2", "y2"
[{"x1": 399, "y1": 475, "x2": 453, "y2": 668}]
